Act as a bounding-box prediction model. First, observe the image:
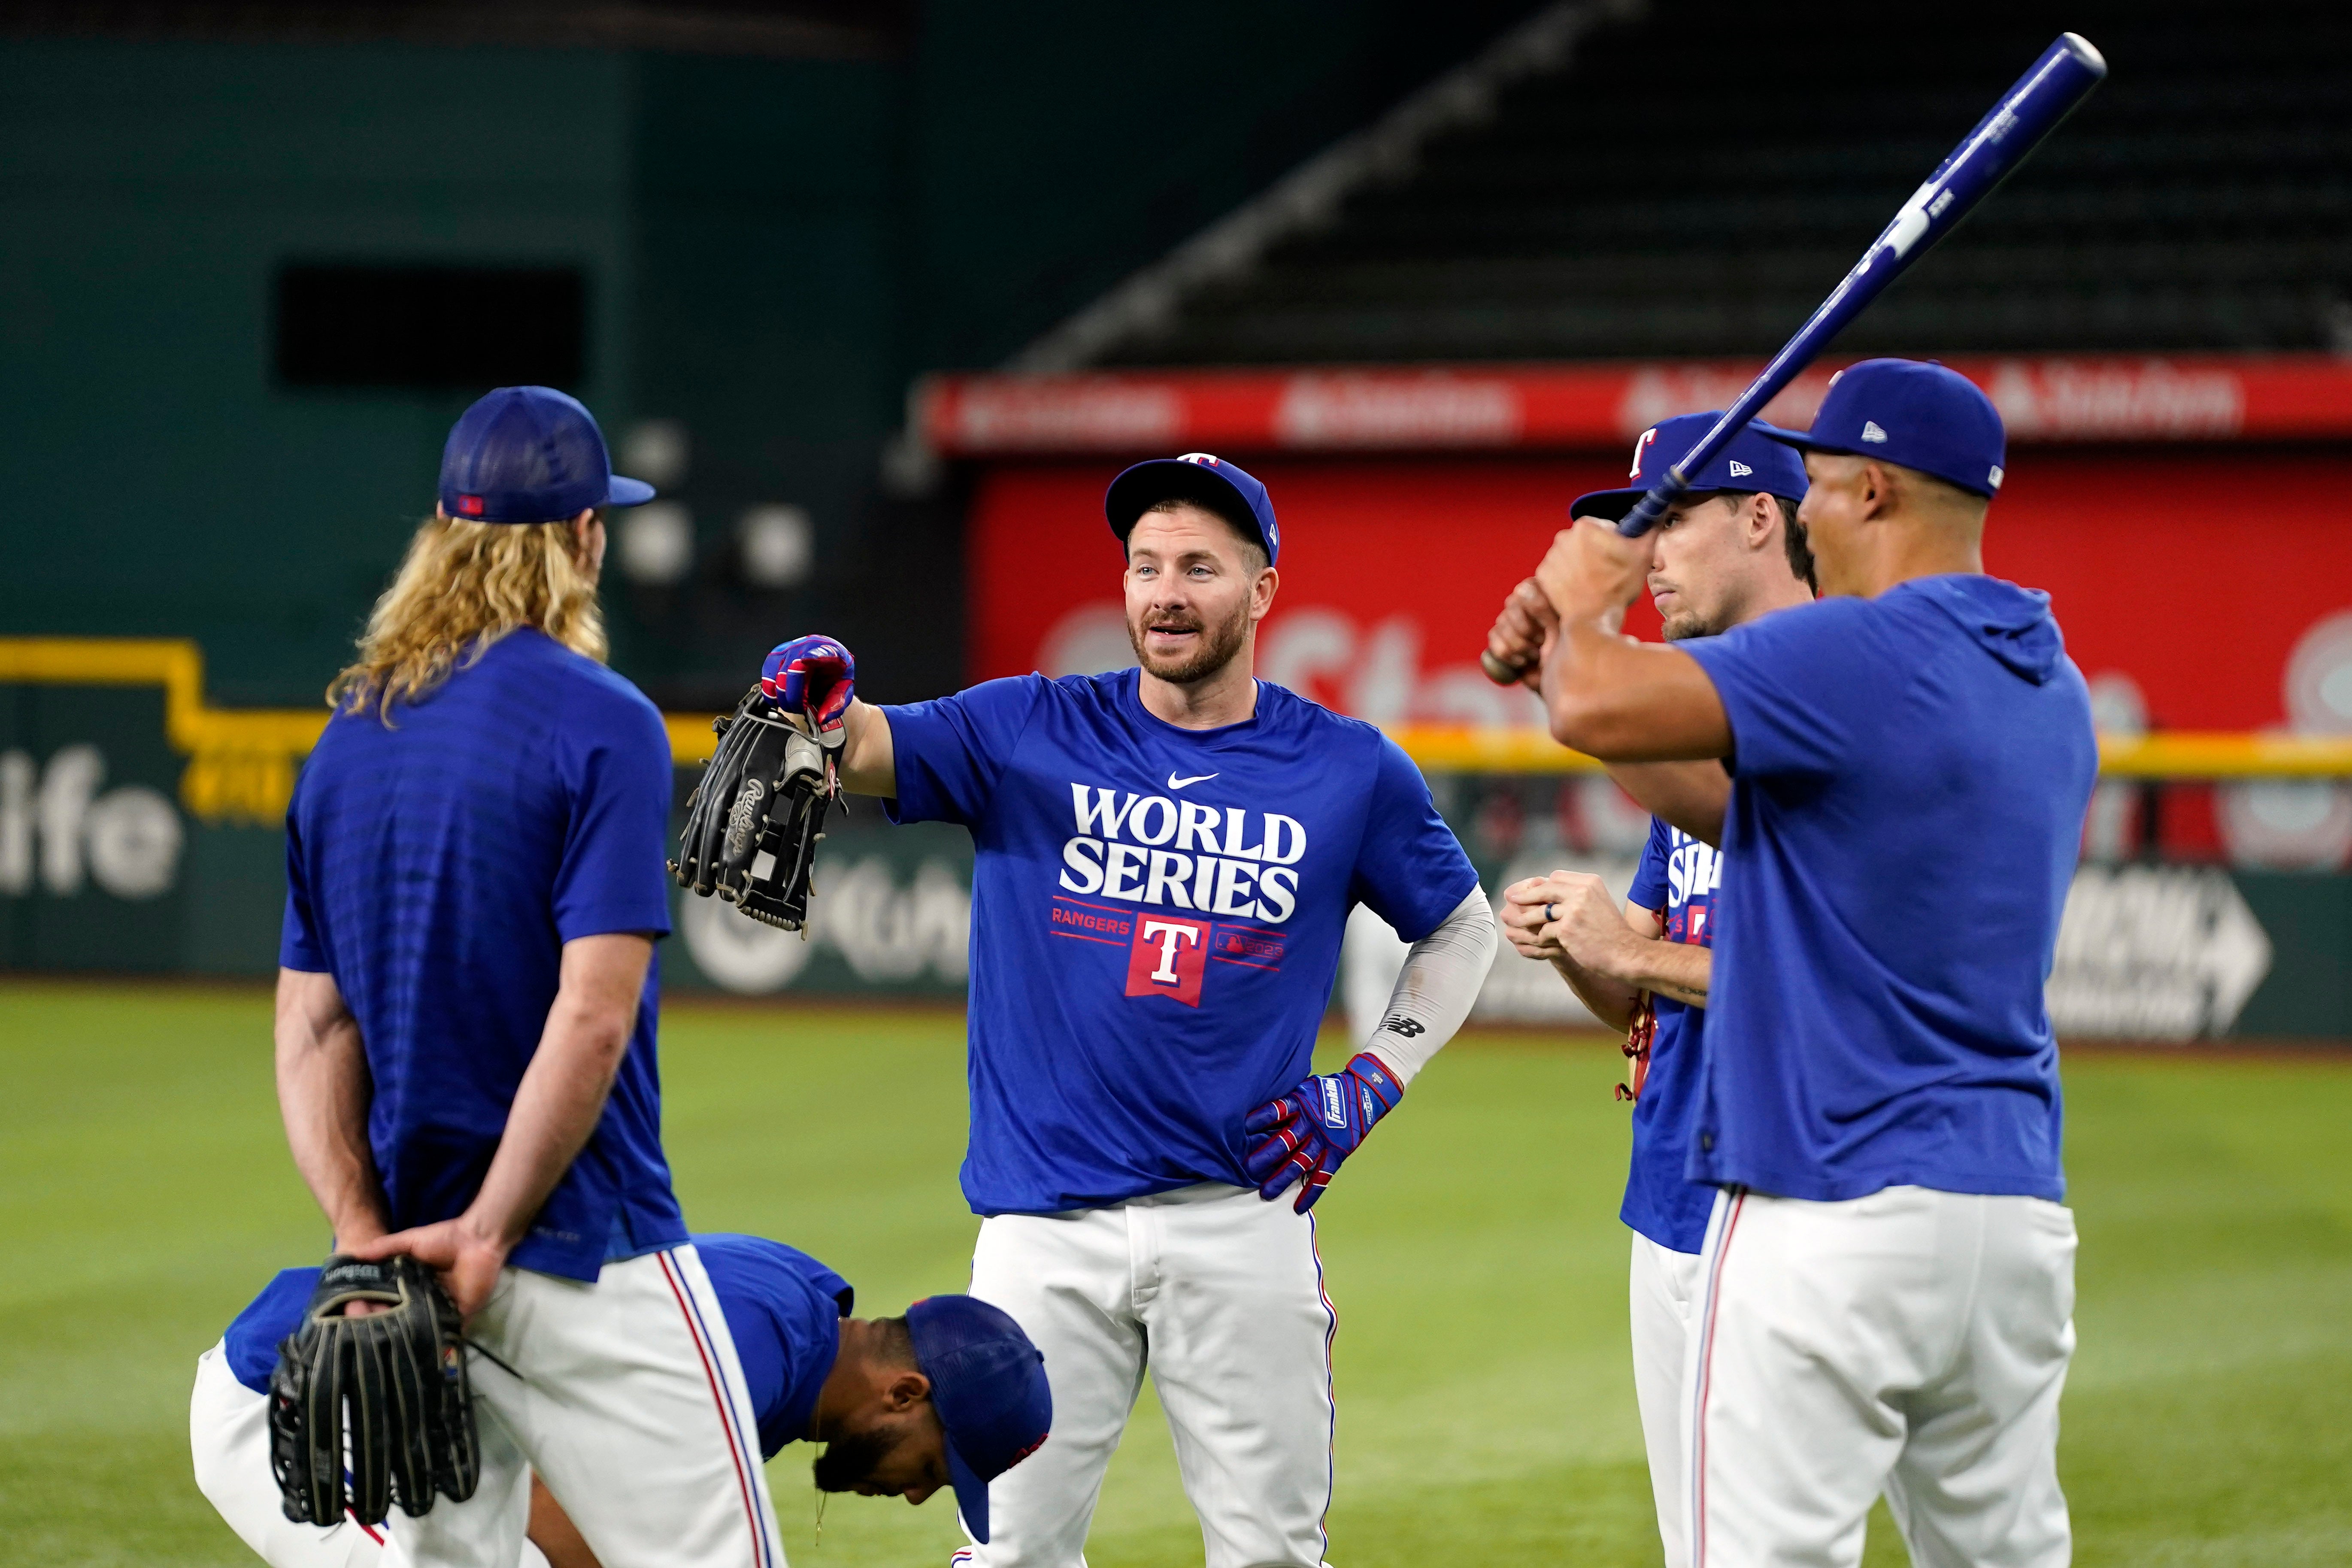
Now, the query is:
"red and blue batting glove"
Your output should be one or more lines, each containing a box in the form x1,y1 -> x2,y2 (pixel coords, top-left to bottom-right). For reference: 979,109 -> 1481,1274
760,635 -> 856,735
1243,1052 -> 1404,1214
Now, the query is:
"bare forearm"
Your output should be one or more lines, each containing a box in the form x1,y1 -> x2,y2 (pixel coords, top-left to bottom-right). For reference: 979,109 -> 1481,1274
1604,760 -> 1729,847
463,936 -> 650,1250
1548,951 -> 1640,1032
1542,624 -> 1731,762
838,700 -> 897,797
1602,937 -> 1709,1008
274,969 -> 388,1247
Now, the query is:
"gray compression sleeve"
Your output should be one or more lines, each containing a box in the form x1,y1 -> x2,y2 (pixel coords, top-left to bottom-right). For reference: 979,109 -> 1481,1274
1360,886 -> 1497,1084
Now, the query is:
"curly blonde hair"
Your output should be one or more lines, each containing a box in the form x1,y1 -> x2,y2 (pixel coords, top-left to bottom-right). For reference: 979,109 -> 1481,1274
328,514 -> 606,719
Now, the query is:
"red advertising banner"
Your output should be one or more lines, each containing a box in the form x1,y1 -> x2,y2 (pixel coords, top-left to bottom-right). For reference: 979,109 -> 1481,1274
922,353 -> 2352,456
967,448 -> 2352,865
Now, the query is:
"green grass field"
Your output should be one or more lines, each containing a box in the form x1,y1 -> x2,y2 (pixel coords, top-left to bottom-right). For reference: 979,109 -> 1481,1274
2,984 -> 2349,1568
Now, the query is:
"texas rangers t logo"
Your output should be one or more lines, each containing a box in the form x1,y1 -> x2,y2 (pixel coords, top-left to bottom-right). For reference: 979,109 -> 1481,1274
1125,915 -> 1208,1005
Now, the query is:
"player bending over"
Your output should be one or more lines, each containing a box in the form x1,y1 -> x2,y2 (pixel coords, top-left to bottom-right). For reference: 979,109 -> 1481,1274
193,1234 -> 1049,1568
1488,415 -> 1814,1568
746,454 -> 1496,1568
1492,360 -> 2094,1568
277,387 -> 789,1566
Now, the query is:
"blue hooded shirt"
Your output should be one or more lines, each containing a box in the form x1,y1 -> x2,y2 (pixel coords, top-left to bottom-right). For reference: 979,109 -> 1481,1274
1681,576 -> 2096,1203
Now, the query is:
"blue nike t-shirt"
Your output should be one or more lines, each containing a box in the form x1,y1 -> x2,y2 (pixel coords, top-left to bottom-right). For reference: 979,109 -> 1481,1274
883,669 -> 1479,1216
280,628 -> 685,1281
1622,817 -> 1723,1254
1680,576 -> 2097,1203
222,1237 -> 849,1462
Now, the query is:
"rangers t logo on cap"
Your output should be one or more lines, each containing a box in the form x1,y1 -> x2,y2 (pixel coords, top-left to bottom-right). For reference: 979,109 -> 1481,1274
1629,428 -> 1658,480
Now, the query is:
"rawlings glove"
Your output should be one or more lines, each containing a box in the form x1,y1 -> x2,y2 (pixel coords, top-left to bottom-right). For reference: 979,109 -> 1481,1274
671,635 -> 853,931
268,1254 -> 479,1528
1242,1052 -> 1404,1214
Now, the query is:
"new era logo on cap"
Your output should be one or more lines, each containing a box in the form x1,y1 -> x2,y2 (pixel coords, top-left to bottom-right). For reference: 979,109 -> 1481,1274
1573,411 -> 1809,525
1754,358 -> 2008,500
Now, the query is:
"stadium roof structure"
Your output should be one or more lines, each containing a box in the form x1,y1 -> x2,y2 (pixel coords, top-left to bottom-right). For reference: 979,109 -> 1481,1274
1002,0 -> 2352,375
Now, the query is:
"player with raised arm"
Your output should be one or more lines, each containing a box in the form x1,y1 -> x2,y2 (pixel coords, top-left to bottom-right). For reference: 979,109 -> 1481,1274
275,386 -> 786,1568
192,1234 -> 1051,1568
1493,361 -> 2095,1568
1486,414 -> 1815,1568
733,454 -> 1496,1568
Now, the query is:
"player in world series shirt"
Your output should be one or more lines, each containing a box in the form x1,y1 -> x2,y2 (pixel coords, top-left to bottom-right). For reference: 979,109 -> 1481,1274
755,454 -> 1497,1568
1489,413 -> 1816,1568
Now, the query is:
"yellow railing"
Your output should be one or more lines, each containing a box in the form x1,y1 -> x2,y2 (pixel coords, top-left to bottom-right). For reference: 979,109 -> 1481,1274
1385,724 -> 2352,778
0,637 -> 718,825
3,639 -> 2348,827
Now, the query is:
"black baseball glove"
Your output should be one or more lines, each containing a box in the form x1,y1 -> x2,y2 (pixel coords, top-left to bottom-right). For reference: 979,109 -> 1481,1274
671,685 -> 842,931
268,1254 -> 480,1528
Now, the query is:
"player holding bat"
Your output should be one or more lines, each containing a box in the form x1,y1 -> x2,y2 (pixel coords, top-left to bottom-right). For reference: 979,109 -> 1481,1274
1489,411 -> 1815,1568
1491,360 -> 2096,1567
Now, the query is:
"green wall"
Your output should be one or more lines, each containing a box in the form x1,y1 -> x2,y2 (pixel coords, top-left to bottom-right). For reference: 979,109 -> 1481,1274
0,8 -> 1541,710
0,40 -> 638,706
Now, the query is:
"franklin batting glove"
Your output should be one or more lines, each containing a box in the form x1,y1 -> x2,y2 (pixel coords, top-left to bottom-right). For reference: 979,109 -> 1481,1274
1243,1052 -> 1404,1214
761,635 -> 856,734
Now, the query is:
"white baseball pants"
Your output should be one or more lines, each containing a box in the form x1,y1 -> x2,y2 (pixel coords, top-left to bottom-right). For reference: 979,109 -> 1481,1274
189,1341 -> 549,1568
1630,1231 -> 1707,1568
962,1181 -> 1336,1568
386,1245 -> 785,1568
1685,1186 -> 2077,1568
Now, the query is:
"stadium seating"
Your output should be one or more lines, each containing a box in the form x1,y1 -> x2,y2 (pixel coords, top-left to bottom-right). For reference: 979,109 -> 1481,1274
1096,0 -> 2352,365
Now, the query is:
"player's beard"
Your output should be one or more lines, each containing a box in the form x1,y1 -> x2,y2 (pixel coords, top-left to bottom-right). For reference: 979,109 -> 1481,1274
1656,586 -> 1727,642
811,1425 -> 912,1493
1128,597 -> 1251,685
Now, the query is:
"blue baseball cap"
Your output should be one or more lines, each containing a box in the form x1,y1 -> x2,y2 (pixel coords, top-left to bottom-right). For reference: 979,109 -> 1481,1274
437,385 -> 656,523
1104,452 -> 1280,565
1759,358 -> 2007,498
906,1295 -> 1052,1544
1572,411 -> 1811,521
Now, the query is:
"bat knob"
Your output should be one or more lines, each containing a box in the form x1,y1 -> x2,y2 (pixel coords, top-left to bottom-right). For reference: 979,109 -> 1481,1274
1480,648 -> 1528,687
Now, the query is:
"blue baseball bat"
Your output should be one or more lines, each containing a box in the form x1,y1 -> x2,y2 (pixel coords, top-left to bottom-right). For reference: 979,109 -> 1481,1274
1610,32 -> 2107,540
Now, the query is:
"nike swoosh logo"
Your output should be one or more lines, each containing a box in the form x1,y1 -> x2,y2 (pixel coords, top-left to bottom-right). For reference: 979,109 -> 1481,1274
1167,771 -> 1218,790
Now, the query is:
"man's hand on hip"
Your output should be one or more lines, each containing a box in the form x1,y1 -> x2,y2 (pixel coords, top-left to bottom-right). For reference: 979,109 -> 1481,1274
1243,1053 -> 1405,1214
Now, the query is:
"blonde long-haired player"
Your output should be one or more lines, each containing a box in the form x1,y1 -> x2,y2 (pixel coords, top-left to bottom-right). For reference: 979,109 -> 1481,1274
270,386 -> 791,1567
